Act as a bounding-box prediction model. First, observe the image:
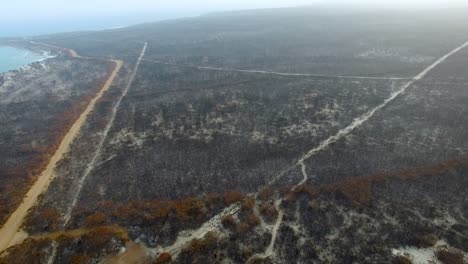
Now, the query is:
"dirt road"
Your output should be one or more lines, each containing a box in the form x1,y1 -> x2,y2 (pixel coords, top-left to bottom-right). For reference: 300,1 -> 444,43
154,39 -> 468,262
0,46 -> 123,253
141,58 -> 411,80
62,42 -> 147,227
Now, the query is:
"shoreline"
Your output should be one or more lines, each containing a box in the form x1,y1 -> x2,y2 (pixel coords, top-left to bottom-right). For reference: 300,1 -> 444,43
0,44 -> 123,253
0,45 -> 55,74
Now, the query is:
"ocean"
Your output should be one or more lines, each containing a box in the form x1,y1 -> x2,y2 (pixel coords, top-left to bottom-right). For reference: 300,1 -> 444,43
0,11 -> 201,38
0,12 -> 205,73
0,46 -> 52,73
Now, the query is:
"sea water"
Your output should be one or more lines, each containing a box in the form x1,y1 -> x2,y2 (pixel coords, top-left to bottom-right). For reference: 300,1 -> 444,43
0,46 -> 52,73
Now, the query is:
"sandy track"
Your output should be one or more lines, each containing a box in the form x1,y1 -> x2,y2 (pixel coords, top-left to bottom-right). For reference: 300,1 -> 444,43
7,39 -> 466,259
154,39 -> 468,262
249,39 -> 468,261
268,40 -> 468,186
297,161 -> 309,187
62,42 -> 147,227
141,58 -> 411,80
0,46 -> 123,253
157,204 -> 240,257
30,41 -> 79,58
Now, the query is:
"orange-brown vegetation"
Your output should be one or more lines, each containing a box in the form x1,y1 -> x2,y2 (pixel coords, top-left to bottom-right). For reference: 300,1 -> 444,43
75,191 -> 246,231
234,212 -> 261,234
241,197 -> 256,211
174,198 -> 207,221
93,191 -> 245,235
155,252 -> 172,264
182,231 -> 219,255
30,225 -> 128,242
38,208 -> 61,230
257,186 -> 274,201
81,226 -> 128,249
221,215 -> 237,229
436,248 -> 465,264
245,212 -> 261,227
289,156 -> 468,206
2,225 -> 128,264
23,207 -> 61,231
394,255 -> 412,264
259,203 -> 278,223
0,238 -> 52,264
0,61 -> 118,227
224,191 -> 244,204
205,192 -> 225,205
110,191 -> 244,225
240,248 -> 255,261
85,212 -> 107,227
110,197 -> 207,224
235,222 -> 251,234
71,254 -> 91,264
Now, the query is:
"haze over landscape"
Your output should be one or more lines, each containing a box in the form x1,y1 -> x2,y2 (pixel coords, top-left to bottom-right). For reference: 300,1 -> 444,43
1,1 -> 468,264
1,0 -> 468,36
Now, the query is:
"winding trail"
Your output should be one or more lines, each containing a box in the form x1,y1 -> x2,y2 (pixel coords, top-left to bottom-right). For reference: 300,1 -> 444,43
0,45 -> 123,253
269,39 -> 468,186
141,59 -> 411,80
247,165 -> 307,263
297,161 -> 309,187
246,199 -> 285,264
152,40 -> 468,262
248,39 -> 468,262
10,39 -> 464,260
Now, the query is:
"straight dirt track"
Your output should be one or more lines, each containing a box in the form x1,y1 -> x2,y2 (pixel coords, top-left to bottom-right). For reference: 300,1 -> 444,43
0,47 -> 123,253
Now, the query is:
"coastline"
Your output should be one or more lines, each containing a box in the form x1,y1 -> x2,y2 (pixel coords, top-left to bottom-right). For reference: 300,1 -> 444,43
0,45 -> 55,74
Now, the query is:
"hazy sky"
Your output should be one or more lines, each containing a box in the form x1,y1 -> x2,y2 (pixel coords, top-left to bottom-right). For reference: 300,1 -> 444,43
3,0 -> 467,21
1,0 -> 467,37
